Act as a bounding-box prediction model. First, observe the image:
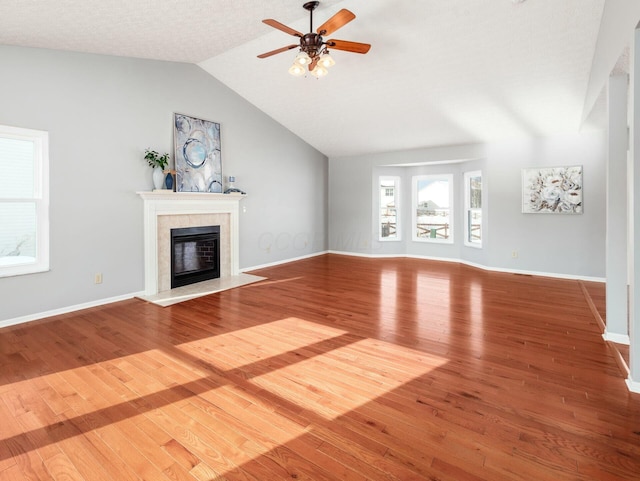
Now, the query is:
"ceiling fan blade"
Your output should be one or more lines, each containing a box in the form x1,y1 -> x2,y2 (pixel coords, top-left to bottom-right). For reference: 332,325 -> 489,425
309,56 -> 319,71
326,39 -> 371,54
262,19 -> 303,38
316,9 -> 355,36
257,45 -> 298,59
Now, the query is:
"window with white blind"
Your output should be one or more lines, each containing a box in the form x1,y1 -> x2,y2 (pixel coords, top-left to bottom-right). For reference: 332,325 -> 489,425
0,125 -> 49,277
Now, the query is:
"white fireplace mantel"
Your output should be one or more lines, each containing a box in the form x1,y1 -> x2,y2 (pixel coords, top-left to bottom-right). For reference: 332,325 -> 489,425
137,191 -> 245,295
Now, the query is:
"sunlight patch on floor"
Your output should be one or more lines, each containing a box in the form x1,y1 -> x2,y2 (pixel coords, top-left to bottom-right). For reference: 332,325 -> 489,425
249,336 -> 447,420
175,317 -> 351,371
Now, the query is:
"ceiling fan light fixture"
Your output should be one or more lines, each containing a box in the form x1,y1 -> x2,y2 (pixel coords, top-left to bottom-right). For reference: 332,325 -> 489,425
288,63 -> 306,76
311,65 -> 328,78
319,52 -> 335,68
294,51 -> 312,66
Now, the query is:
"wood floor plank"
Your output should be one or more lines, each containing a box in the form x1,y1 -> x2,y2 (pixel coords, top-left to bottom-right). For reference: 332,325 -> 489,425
2,254 -> 640,480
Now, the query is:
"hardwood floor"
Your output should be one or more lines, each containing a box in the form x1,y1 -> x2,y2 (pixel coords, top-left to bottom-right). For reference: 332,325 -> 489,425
1,254 -> 639,480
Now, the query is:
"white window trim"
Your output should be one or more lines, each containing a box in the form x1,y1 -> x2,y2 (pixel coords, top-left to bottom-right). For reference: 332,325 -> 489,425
378,175 -> 401,242
464,170 -> 482,249
0,124 -> 50,278
412,174 -> 454,244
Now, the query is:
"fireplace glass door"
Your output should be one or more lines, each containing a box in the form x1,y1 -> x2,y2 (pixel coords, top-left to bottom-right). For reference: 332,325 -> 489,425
170,225 -> 220,288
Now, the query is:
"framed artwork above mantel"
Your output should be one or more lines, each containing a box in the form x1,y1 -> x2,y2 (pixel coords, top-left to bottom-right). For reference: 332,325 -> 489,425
173,113 -> 223,193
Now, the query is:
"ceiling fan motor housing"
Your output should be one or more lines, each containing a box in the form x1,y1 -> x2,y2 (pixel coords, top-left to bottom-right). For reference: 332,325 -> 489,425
301,33 -> 324,57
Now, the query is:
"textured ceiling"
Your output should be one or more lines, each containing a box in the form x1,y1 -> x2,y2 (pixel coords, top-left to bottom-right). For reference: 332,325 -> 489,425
0,0 -> 618,157
0,0 -> 341,63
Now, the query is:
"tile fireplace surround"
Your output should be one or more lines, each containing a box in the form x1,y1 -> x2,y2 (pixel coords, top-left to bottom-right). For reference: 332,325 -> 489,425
137,191 -> 246,298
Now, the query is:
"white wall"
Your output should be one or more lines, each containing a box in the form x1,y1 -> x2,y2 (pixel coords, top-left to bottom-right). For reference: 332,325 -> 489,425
0,46 -> 327,324
329,131 -> 606,279
486,133 -> 605,277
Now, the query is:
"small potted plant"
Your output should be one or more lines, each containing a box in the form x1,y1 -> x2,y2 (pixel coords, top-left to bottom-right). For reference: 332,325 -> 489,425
144,148 -> 170,190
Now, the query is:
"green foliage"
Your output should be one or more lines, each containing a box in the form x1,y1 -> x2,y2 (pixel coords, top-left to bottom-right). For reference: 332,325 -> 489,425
144,149 -> 170,169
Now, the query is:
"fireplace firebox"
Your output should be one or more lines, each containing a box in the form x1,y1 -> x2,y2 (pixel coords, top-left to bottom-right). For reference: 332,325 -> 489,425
170,225 -> 220,288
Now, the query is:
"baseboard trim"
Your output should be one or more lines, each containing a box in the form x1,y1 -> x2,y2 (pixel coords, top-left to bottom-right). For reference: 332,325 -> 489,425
0,250 -> 606,330
626,378 -> 640,394
328,250 -> 605,282
0,291 -> 144,330
242,250 -> 329,273
579,280 -> 633,391
603,332 -> 631,345
327,250 -> 380,259
2,251 -> 332,329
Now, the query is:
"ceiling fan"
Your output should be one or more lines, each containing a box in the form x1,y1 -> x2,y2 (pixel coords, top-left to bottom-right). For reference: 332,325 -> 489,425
257,1 -> 371,77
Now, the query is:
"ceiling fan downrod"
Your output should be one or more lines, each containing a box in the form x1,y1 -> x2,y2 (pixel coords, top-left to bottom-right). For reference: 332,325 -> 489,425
302,1 -> 323,58
303,1 -> 320,32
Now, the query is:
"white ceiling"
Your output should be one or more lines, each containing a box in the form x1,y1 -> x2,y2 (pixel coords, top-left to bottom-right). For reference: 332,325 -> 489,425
0,0 -> 623,157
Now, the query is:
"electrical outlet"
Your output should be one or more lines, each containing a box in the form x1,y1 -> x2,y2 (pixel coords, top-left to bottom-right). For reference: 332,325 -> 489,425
94,273 -> 103,284
511,250 -> 518,259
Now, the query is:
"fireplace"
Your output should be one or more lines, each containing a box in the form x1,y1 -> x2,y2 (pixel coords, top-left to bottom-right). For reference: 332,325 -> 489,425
137,192 -> 261,306
137,191 -> 244,296
171,225 -> 220,288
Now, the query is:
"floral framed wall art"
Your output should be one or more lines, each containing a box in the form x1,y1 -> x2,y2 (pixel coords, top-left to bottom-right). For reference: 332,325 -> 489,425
174,113 -> 222,193
522,165 -> 583,214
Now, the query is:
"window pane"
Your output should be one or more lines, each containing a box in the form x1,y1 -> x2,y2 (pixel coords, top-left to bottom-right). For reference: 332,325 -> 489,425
416,178 -> 450,240
468,209 -> 482,243
469,175 -> 481,209
0,125 -> 48,277
464,171 -> 482,247
0,137 -> 35,198
380,178 -> 398,239
0,202 -> 37,263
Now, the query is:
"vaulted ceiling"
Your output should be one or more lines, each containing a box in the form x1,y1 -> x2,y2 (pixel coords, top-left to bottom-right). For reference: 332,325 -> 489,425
0,0 -> 636,157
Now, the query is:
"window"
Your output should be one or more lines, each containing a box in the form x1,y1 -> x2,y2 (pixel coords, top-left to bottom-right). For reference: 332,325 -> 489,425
464,171 -> 482,247
412,174 -> 453,243
379,176 -> 400,241
0,125 -> 49,277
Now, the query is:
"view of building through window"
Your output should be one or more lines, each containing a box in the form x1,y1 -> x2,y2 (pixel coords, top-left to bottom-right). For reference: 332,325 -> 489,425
379,177 -> 399,240
413,174 -> 452,242
379,171 -> 482,248
465,171 -> 482,246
